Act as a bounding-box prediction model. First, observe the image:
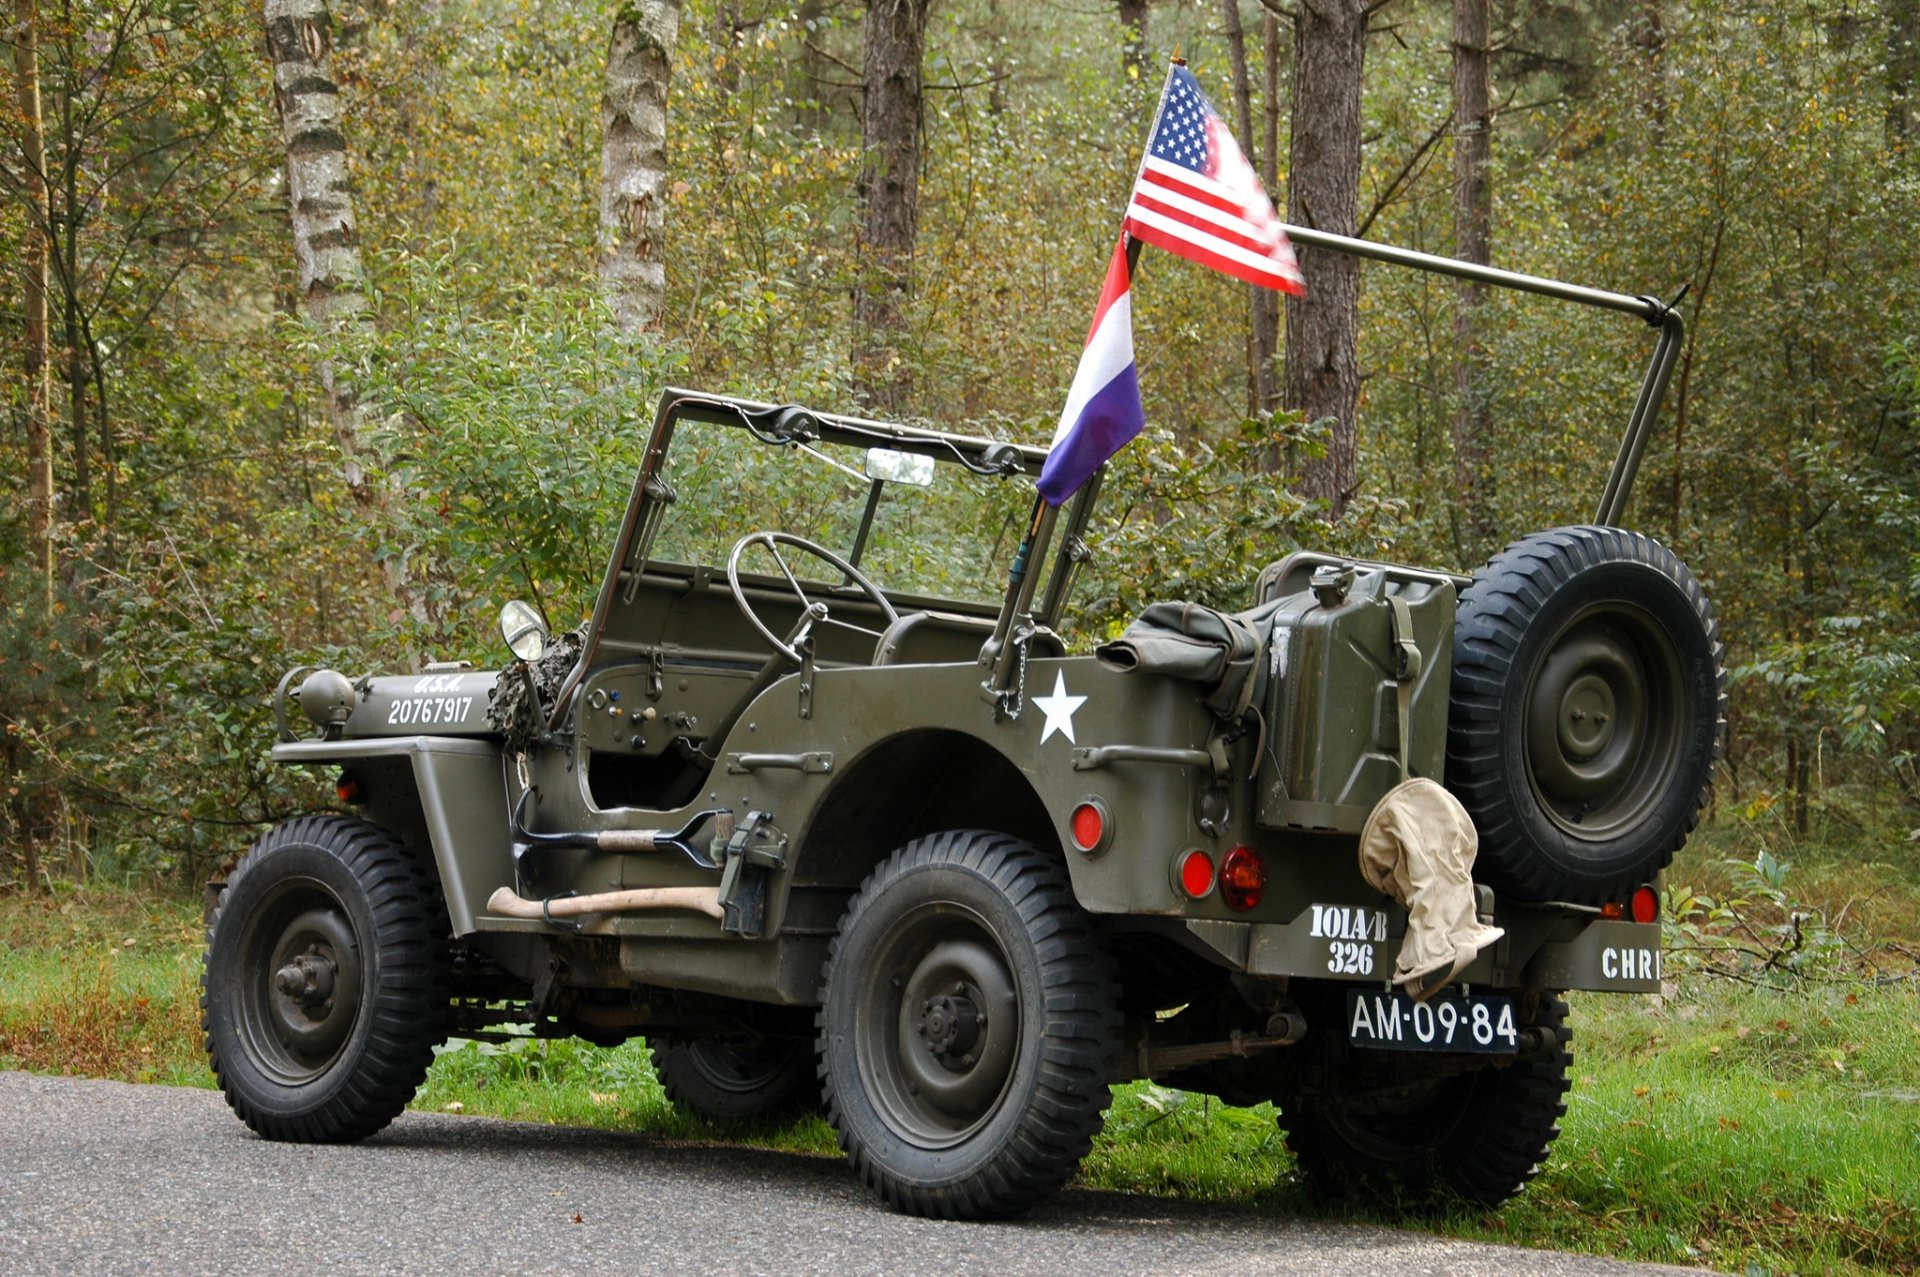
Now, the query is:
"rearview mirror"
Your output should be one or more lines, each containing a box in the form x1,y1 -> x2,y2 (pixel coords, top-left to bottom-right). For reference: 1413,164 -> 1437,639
865,447 -> 935,487
499,599 -> 548,661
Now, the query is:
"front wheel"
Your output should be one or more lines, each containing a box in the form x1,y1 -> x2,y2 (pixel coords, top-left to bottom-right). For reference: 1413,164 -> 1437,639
202,814 -> 450,1142
817,831 -> 1120,1219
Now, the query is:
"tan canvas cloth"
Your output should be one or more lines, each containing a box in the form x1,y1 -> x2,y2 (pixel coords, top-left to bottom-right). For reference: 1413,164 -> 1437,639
1357,778 -> 1505,1000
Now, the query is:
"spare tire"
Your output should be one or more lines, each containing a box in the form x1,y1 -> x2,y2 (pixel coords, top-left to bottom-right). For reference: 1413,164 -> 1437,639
1447,526 -> 1724,904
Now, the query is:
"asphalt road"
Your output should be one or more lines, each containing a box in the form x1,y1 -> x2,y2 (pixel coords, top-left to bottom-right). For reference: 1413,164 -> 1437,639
0,1072 -> 1705,1277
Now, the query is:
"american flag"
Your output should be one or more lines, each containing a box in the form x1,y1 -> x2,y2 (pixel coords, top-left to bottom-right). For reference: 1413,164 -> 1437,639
1123,66 -> 1305,295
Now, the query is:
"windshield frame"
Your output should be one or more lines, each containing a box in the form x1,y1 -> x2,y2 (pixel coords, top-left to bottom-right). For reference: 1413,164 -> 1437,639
548,388 -> 1090,726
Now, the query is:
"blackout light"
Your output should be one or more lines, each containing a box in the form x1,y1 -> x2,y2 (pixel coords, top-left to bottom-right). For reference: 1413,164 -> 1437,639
1219,845 -> 1266,912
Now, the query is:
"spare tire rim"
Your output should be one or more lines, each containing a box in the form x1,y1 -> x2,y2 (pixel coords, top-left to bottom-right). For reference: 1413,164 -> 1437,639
1522,600 -> 1685,843
854,902 -> 1022,1149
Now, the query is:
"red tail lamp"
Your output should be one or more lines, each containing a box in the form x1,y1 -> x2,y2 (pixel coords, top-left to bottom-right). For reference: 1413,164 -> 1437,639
1069,800 -> 1111,856
1176,849 -> 1215,899
1219,845 -> 1266,912
1600,887 -> 1661,924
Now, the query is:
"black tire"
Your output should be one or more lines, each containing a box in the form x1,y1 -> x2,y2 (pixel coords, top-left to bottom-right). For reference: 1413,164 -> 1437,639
817,831 -> 1120,1219
202,814 -> 451,1142
1283,993 -> 1573,1207
651,1032 -> 819,1123
1448,525 -> 1725,904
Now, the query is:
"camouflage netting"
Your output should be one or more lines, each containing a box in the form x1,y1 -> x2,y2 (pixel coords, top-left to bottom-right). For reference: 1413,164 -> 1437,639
487,625 -> 586,755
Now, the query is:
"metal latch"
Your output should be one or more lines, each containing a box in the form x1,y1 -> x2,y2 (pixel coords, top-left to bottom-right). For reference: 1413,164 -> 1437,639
716,811 -> 787,938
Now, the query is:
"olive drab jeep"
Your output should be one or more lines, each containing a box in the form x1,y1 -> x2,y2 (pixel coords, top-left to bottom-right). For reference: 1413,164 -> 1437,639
203,228 -> 1724,1220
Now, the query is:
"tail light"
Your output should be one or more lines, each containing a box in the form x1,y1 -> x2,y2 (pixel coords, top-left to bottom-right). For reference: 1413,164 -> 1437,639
1175,849 -> 1215,899
1069,800 -> 1111,856
1219,845 -> 1266,911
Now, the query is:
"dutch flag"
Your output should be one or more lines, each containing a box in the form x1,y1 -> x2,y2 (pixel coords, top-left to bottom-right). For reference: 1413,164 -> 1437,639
1036,237 -> 1146,506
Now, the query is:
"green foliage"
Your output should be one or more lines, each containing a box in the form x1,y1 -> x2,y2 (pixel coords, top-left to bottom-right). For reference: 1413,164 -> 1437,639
2,0 -> 1918,873
319,247 -> 685,640
1077,410 -> 1409,633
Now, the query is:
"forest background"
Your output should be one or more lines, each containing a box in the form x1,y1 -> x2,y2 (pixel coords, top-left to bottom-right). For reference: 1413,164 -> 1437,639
1,0 -> 1917,889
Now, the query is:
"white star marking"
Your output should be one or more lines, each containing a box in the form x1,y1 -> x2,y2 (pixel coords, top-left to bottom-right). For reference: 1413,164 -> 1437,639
1032,671 -> 1088,745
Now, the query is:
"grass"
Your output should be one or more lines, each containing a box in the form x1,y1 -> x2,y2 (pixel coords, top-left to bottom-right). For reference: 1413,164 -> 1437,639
5,814 -> 1919,1274
0,885 -> 209,1086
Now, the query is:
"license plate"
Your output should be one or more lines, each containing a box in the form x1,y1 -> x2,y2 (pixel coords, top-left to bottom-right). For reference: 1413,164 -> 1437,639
1345,988 -> 1518,1054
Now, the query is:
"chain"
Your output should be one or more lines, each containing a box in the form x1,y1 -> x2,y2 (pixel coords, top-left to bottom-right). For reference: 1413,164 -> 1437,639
1004,625 -> 1033,720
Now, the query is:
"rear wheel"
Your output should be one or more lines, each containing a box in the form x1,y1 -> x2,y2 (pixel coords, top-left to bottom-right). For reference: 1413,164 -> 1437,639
1448,525 -> 1724,903
818,831 -> 1119,1219
202,814 -> 450,1142
1283,993 -> 1573,1206
651,1031 -> 818,1123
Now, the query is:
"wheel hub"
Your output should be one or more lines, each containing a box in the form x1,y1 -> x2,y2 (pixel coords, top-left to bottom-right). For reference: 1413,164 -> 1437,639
1555,673 -> 1617,761
273,950 -> 337,1009
919,989 -> 983,1058
237,895 -> 365,1082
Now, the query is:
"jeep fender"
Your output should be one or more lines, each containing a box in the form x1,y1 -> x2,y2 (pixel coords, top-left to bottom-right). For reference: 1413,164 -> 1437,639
271,736 -> 511,935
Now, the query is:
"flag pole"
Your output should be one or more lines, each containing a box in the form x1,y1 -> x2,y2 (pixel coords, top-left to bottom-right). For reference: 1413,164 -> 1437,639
982,55 -> 1184,709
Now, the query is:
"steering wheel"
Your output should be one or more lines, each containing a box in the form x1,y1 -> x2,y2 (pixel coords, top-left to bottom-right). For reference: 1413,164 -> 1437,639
726,531 -> 900,665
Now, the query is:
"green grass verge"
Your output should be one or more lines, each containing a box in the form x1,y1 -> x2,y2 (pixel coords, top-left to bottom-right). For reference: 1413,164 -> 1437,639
0,886 -> 210,1087
4,820 -> 1918,1274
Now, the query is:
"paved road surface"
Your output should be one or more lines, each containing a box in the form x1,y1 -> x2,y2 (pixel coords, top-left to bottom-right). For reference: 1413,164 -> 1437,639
0,1072 -> 1705,1276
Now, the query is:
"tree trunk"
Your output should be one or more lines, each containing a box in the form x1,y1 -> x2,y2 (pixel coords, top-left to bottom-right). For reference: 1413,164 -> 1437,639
795,0 -> 829,129
1257,10 -> 1281,415
1118,0 -> 1149,76
853,0 -> 929,413
263,0 -> 427,625
1283,0 -> 1367,517
1220,0 -> 1275,418
1450,0 -> 1495,553
13,0 -> 53,605
599,0 -> 681,335
1635,1 -> 1666,146
1890,0 -> 1919,145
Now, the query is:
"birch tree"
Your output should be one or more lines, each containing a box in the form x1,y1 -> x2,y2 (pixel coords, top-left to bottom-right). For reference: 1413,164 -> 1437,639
263,0 -> 423,621
599,0 -> 681,334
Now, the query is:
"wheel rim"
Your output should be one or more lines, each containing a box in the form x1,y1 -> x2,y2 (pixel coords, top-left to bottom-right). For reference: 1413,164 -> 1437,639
233,875 -> 365,1086
1522,601 -> 1686,843
679,1036 -> 807,1097
1317,1074 -> 1474,1161
853,903 -> 1022,1148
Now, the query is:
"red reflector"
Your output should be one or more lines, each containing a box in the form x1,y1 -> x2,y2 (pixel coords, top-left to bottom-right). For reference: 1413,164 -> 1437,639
1178,850 -> 1215,899
1219,845 -> 1266,912
1599,900 -> 1625,921
1070,802 -> 1105,852
337,778 -> 361,803
1630,886 -> 1660,924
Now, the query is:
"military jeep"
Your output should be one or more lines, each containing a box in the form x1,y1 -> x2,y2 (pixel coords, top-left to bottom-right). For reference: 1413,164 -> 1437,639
204,234 -> 1723,1220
